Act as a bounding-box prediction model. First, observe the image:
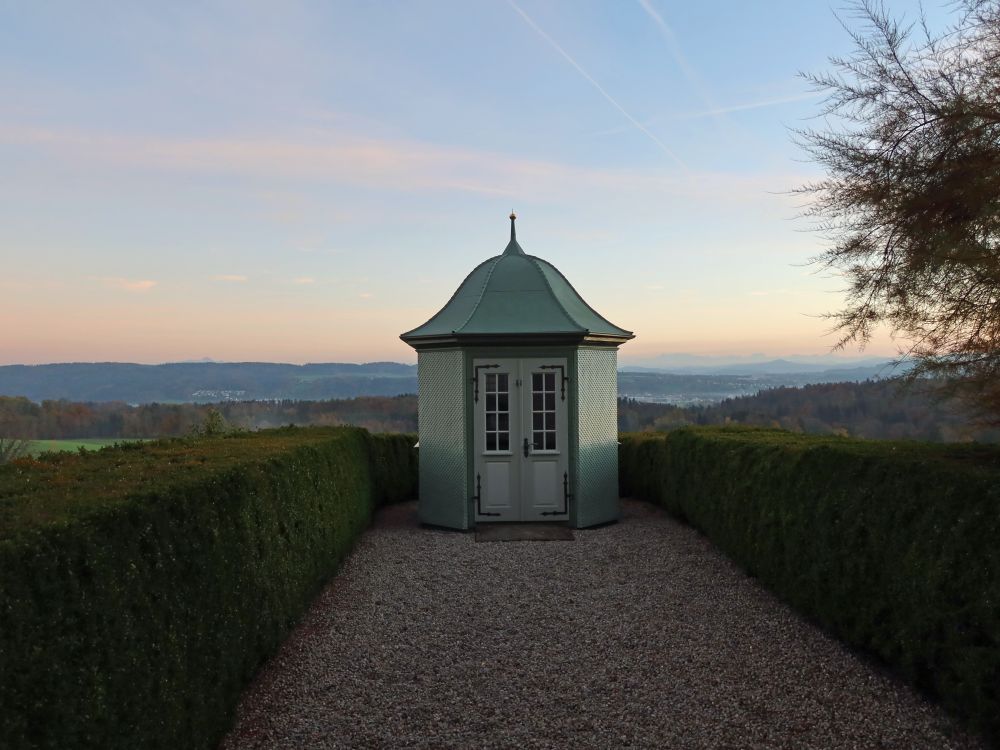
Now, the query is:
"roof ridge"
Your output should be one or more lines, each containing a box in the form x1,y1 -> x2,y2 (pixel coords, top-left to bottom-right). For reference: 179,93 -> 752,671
453,255 -> 501,333
525,254 -> 587,332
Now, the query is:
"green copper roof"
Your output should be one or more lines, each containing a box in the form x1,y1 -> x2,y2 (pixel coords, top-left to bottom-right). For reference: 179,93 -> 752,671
401,215 -> 634,346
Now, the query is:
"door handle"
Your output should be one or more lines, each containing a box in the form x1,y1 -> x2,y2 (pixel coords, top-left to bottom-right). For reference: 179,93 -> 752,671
523,437 -> 530,458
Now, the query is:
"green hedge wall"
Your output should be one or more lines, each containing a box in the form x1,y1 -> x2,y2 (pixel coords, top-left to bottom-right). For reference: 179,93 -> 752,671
620,427 -> 1000,742
369,431 -> 418,505
0,426 -> 417,750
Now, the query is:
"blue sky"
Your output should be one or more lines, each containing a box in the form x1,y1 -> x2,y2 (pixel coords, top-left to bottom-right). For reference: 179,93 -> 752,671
0,1 -> 949,364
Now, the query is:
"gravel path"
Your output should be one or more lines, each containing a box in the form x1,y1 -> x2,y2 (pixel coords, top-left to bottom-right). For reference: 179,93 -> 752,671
222,500 -> 984,749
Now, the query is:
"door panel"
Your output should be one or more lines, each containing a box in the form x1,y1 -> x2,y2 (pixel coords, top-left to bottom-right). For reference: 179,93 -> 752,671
474,357 -> 568,522
519,358 -> 569,521
527,458 -> 560,512
474,359 -> 519,521
483,461 -> 513,513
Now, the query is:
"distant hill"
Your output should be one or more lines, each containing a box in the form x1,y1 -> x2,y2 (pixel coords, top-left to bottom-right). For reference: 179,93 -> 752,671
621,353 -> 898,372
0,362 -> 417,403
5,379 -> 997,444
620,358 -> 908,377
615,364 -> 908,406
0,358 -> 909,406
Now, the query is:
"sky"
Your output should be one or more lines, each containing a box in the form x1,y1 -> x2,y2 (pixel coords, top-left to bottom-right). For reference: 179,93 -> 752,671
0,0 -> 953,365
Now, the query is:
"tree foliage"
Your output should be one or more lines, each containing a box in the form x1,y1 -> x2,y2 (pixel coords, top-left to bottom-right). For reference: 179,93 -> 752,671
190,407 -> 233,437
617,382 -> 1000,442
798,0 -> 1000,420
0,395 -> 417,440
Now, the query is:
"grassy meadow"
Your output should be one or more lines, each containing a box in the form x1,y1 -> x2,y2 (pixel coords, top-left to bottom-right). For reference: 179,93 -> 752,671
26,438 -> 145,456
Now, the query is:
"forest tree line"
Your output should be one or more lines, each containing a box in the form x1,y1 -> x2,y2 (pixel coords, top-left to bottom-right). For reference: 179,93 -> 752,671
1,379 -> 998,443
0,395 -> 417,439
618,380 -> 1000,443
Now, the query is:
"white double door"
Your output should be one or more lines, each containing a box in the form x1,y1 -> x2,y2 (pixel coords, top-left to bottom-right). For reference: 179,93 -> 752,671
473,357 -> 569,522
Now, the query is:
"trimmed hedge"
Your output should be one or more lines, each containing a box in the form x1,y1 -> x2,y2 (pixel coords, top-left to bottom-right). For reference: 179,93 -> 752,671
0,427 -> 417,750
369,431 -> 419,505
620,427 -> 1000,742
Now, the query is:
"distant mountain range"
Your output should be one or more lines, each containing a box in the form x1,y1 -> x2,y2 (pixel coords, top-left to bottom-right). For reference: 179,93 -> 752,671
615,356 -> 911,405
0,358 -> 909,405
620,354 -> 907,376
0,362 -> 418,403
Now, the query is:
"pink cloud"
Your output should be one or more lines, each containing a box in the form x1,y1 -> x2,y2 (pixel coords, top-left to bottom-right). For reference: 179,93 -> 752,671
0,124 -> 810,206
95,277 -> 158,292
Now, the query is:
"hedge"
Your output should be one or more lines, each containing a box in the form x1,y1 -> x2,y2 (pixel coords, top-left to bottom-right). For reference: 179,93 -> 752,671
369,431 -> 419,505
620,426 -> 1000,742
0,426 -> 417,750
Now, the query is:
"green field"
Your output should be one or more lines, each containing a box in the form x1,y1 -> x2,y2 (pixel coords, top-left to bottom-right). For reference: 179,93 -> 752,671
26,438 -> 145,456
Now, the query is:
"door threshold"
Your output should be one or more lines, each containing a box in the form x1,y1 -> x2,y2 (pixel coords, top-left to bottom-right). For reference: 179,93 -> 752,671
475,523 -> 574,542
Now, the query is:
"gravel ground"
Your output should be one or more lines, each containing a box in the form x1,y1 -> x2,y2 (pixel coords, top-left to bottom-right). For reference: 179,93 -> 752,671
221,499 -> 984,750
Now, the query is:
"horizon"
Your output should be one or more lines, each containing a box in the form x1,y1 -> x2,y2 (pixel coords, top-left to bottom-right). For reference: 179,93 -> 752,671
0,351 -> 901,369
2,2 -> 948,364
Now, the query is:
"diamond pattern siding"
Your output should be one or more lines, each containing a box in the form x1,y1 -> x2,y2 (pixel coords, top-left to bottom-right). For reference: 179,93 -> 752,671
417,350 -> 469,529
575,348 -> 619,527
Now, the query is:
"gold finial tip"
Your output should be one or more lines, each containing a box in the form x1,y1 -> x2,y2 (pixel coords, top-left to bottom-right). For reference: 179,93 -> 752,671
509,211 -> 517,221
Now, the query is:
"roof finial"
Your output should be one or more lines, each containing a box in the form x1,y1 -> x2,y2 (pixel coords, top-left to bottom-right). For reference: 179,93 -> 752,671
509,210 -> 516,241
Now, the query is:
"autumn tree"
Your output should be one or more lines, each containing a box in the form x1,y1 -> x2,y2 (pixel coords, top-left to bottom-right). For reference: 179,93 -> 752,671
192,407 -> 232,437
798,0 -> 1000,420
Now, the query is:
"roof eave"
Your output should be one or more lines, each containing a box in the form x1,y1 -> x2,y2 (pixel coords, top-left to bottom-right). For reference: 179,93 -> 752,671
400,330 -> 633,351
582,332 -> 635,345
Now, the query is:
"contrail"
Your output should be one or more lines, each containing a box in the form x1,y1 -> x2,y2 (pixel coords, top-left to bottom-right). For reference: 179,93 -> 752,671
506,0 -> 685,169
636,0 -> 717,113
671,92 -> 822,120
584,91 -> 823,137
